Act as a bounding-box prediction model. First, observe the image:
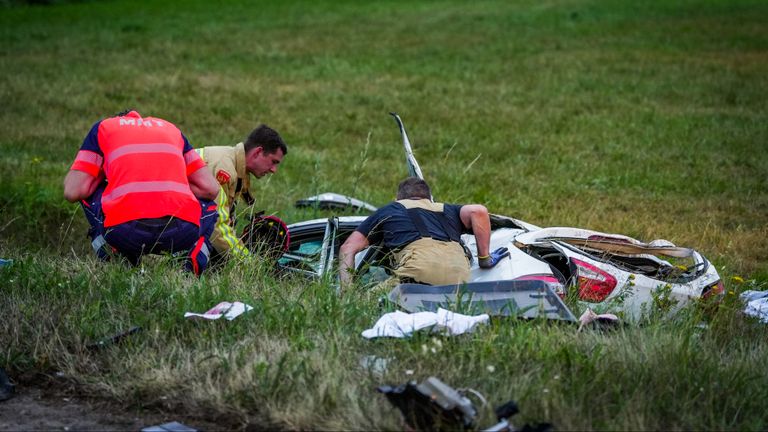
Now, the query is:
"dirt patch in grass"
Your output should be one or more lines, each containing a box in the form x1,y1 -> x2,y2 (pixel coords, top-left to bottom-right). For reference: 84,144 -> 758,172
0,376 -> 235,432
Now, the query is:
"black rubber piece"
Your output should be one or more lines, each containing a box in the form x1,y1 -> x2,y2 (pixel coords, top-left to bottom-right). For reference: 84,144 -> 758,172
87,326 -> 143,350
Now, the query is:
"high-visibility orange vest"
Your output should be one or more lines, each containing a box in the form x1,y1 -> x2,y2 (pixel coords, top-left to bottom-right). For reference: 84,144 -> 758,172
72,111 -> 203,227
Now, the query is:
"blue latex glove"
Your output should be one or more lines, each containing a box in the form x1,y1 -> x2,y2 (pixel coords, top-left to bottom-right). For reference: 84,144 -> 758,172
478,247 -> 510,269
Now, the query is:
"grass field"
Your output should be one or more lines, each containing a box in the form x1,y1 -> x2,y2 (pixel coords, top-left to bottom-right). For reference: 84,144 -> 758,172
1,0 -> 767,430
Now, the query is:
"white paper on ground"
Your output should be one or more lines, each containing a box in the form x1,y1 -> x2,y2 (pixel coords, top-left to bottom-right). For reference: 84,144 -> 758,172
361,308 -> 489,339
184,301 -> 253,321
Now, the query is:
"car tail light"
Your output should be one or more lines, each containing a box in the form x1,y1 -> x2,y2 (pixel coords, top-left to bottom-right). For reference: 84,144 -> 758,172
572,258 -> 618,302
516,275 -> 566,299
702,280 -> 725,299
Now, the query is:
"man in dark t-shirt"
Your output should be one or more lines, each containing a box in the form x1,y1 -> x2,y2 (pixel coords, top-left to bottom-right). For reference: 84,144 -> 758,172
339,177 -> 496,288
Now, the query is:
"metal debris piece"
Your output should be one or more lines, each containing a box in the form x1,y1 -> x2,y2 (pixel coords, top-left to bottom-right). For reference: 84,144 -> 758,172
295,192 -> 378,212
377,376 -> 553,432
141,421 -> 198,432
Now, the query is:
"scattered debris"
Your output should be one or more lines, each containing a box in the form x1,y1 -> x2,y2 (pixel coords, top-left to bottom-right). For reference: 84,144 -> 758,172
389,280 -> 577,322
377,376 -> 553,432
741,290 -> 768,323
0,367 -> 15,402
0,258 -> 12,268
241,212 -> 291,259
141,421 -> 198,432
378,376 -> 476,430
362,308 -> 489,339
359,355 -> 391,378
184,301 -> 253,321
295,192 -> 378,212
577,309 -> 620,332
87,326 -> 143,350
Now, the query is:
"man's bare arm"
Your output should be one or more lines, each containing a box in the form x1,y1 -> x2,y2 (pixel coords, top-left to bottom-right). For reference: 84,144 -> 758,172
63,170 -> 102,203
339,231 -> 370,288
459,204 -> 491,258
188,167 -> 220,201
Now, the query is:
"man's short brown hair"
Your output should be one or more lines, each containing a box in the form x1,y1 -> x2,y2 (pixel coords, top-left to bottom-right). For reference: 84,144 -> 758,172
244,124 -> 288,156
397,177 -> 431,200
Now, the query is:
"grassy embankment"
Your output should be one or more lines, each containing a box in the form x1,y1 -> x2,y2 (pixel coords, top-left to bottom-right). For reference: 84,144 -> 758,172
1,1 -> 767,430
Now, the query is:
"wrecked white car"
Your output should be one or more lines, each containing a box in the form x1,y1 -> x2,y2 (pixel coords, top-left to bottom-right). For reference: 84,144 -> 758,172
277,114 -> 723,321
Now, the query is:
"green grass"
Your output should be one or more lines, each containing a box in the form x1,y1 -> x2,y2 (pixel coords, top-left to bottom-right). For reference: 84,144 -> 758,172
1,0 -> 768,430
2,256 -> 766,430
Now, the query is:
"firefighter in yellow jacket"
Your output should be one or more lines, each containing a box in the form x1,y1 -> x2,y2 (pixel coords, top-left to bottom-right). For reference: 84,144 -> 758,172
195,124 -> 288,260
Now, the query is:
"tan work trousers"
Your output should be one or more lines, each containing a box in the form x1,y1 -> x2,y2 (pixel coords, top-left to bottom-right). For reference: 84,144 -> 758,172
394,237 -> 470,286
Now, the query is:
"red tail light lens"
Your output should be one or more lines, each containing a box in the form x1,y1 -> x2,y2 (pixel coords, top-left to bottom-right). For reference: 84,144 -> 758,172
702,280 -> 725,299
573,258 -> 618,302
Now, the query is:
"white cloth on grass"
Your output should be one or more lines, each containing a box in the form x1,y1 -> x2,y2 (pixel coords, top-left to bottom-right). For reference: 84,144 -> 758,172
741,290 -> 768,324
362,308 -> 489,339
740,290 -> 768,303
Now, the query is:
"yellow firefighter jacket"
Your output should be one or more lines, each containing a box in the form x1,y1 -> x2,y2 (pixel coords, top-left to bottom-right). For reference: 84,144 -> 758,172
195,142 -> 253,259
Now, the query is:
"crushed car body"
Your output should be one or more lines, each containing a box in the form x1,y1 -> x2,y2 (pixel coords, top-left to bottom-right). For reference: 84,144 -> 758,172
277,114 -> 723,321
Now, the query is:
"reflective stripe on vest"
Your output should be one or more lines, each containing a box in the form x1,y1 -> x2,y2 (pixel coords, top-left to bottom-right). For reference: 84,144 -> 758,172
102,181 -> 193,202
70,150 -> 104,177
186,150 -> 201,165
74,150 -> 104,166
106,143 -> 182,165
91,234 -> 107,253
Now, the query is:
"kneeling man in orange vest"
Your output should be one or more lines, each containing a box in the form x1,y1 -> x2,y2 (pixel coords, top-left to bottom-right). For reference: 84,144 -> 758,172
63,110 -> 221,276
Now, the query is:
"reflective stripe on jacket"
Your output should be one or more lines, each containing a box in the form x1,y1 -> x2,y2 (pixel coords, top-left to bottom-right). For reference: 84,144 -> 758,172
195,143 -> 251,258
